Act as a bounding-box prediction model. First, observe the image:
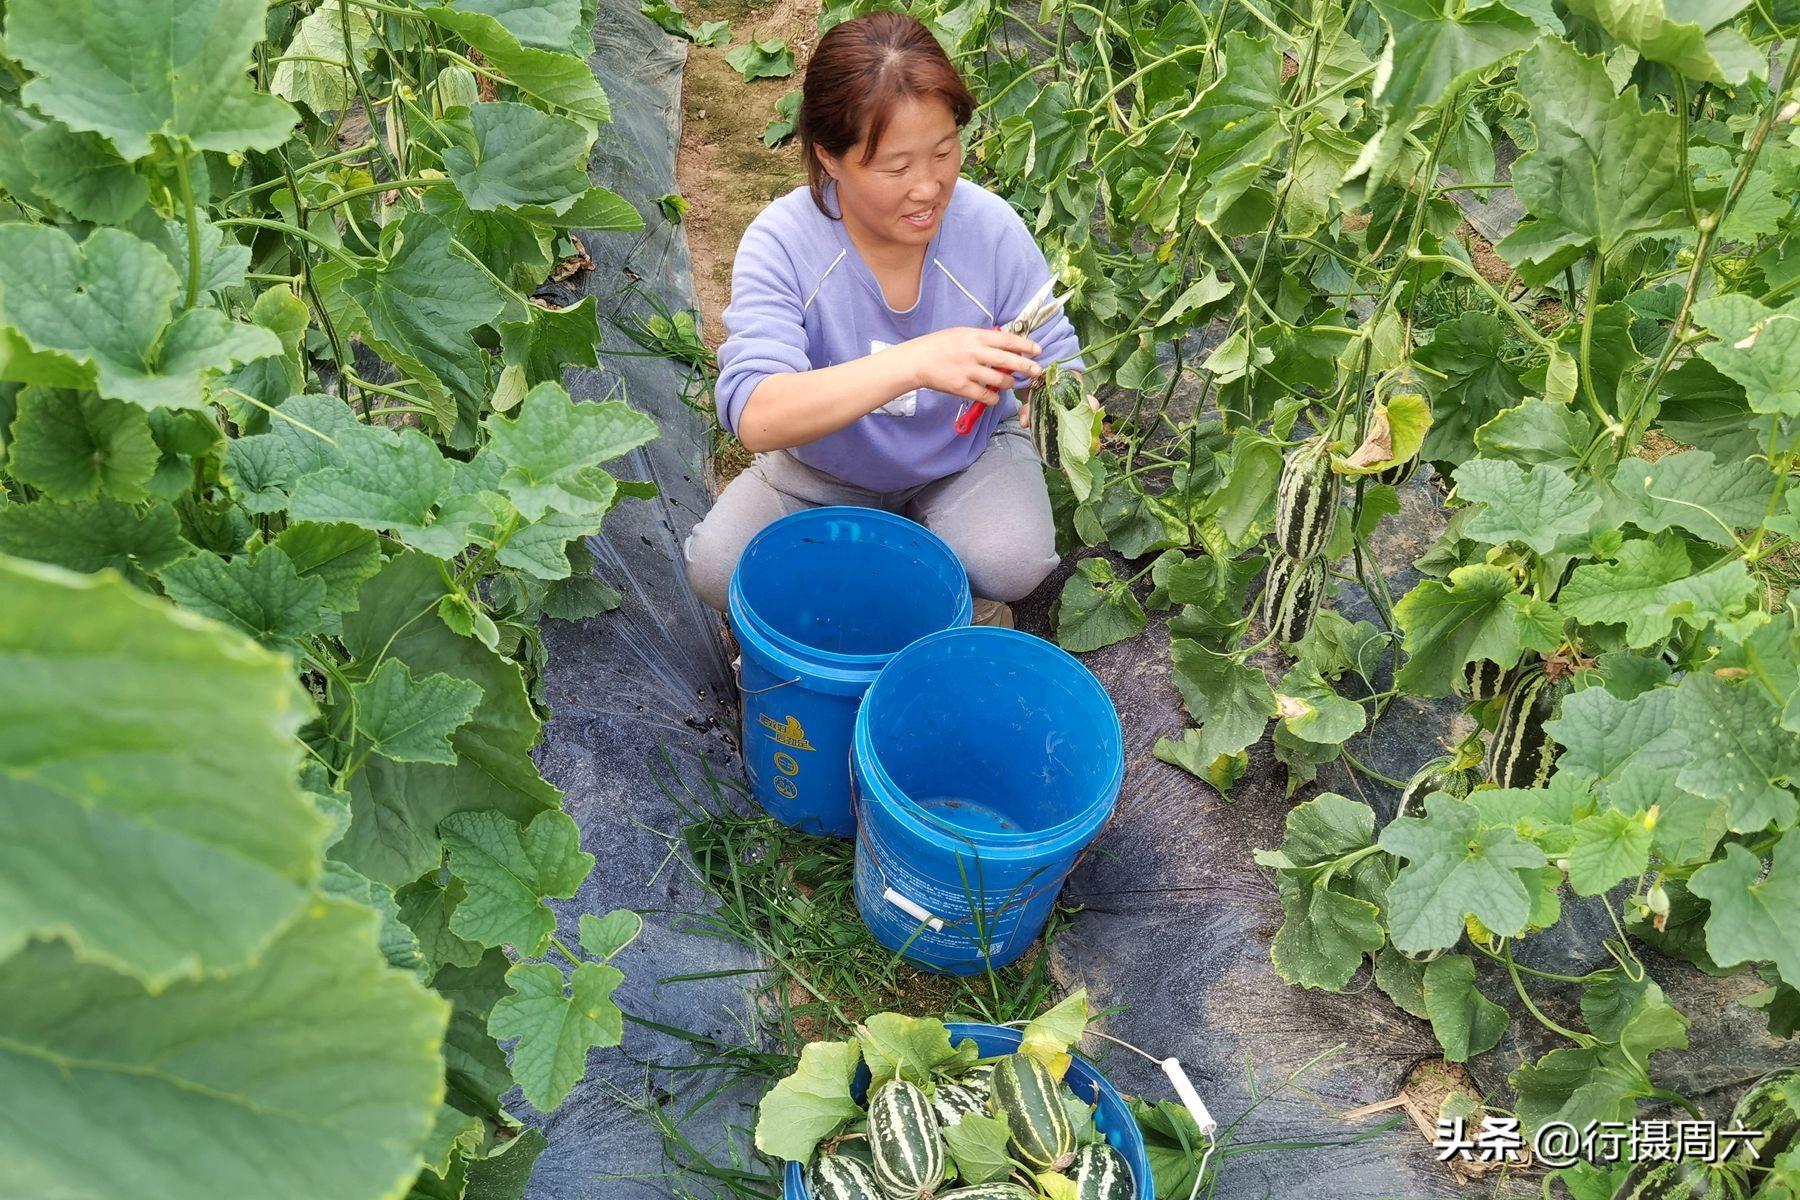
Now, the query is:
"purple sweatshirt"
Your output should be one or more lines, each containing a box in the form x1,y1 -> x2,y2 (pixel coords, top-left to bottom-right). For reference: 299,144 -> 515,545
714,178 -> 1083,492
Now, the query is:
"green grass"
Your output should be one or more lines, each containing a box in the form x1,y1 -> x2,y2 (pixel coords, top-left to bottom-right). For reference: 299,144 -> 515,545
654,750 -> 1071,1051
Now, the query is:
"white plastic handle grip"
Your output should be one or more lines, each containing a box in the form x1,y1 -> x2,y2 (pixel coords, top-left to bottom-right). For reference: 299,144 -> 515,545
1161,1057 -> 1217,1136
883,887 -> 945,932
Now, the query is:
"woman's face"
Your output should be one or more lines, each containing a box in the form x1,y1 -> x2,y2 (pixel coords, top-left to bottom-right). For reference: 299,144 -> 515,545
820,95 -> 962,251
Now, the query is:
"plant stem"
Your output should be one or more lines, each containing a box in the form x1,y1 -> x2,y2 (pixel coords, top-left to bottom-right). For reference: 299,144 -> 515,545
1501,943 -> 1596,1047
174,147 -> 203,309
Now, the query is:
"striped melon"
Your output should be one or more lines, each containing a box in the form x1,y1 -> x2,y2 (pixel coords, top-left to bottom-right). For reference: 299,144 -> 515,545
868,1080 -> 945,1200
1372,452 -> 1419,487
931,1082 -> 985,1128
1396,754 -> 1479,820
989,1054 -> 1075,1172
810,1154 -> 884,1200
1072,1143 -> 1133,1200
1274,436 -> 1341,559
958,1064 -> 997,1103
1457,658 -> 1512,702
935,1186 -> 1035,1200
1261,553 -> 1326,645
1486,667 -> 1562,790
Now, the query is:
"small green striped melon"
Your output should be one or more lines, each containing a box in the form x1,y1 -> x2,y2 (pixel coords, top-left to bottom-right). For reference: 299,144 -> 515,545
1274,436 -> 1341,559
989,1054 -> 1075,1172
1072,1142 -> 1134,1200
809,1153 -> 884,1200
868,1079 -> 945,1200
934,1185 -> 1034,1200
1261,553 -> 1326,646
1486,666 -> 1563,790
931,1082 -> 986,1128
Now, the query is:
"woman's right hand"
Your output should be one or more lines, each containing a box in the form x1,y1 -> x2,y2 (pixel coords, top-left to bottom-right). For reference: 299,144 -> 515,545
893,326 -> 1044,405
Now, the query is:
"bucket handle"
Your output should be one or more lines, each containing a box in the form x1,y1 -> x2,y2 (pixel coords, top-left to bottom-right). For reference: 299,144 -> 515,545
731,654 -> 800,697
1078,1030 -> 1218,1200
881,886 -> 945,932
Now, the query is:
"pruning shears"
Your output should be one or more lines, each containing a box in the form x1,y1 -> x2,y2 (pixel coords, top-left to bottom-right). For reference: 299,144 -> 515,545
953,276 -> 1073,436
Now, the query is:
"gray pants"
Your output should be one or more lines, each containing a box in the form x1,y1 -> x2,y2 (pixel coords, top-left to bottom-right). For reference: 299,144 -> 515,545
684,419 -> 1060,610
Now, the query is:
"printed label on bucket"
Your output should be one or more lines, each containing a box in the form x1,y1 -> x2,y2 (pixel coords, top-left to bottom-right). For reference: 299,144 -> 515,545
758,713 -> 815,751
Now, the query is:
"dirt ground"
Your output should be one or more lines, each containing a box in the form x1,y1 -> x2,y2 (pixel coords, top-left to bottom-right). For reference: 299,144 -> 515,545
675,0 -> 820,348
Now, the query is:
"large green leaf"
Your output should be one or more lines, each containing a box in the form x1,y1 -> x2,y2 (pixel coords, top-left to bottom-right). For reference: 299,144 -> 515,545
1695,294 -> 1800,419
0,496 -> 191,577
1497,39 -> 1686,280
481,383 -> 657,519
1567,808 -> 1653,895
1253,794 -> 1387,990
0,556 -> 324,984
488,960 -> 624,1111
1056,556 -> 1147,652
858,1012 -> 973,1089
1379,794 -> 1548,953
19,121 -> 149,224
1371,0 -> 1537,114
0,225 -> 281,409
433,949 -> 517,1118
336,554 -> 563,885
421,6 -> 611,121
1691,839 -> 1800,989
441,102 -> 595,215
1559,539 -> 1759,648
274,522 -> 384,614
1562,0 -> 1760,83
1422,954 -> 1508,1062
1610,449 -> 1778,545
270,3 -> 376,115
6,388 -> 159,501
1452,458 -> 1600,554
287,424 -> 490,559
1175,31 -> 1284,219
7,0 -> 297,160
1170,638 -> 1277,759
498,296 -> 602,387
440,809 -> 593,954
1393,564 -> 1548,696
0,900 -> 447,1199
157,545 -> 328,646
353,659 -> 484,766
1544,684 -> 1684,783
1672,673 -> 1800,833
753,1039 -> 863,1162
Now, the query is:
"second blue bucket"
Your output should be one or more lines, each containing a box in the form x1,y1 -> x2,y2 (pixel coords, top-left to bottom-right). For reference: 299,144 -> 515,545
852,627 -> 1123,973
729,507 -> 972,837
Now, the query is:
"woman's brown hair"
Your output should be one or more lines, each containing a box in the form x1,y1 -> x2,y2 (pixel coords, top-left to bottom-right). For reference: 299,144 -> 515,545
797,11 -> 976,218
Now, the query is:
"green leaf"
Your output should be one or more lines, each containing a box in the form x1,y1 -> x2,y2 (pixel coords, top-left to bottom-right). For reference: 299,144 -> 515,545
763,86 -> 802,147
1019,989 -> 1088,1074
1129,1098 -> 1214,1200
20,122 -> 149,224
0,225 -> 280,409
753,1039 -> 863,1162
942,1111 -> 1013,1185
1274,665 -> 1366,746
498,296 -> 601,387
1422,954 -> 1508,1062
396,874 -> 487,974
1691,839 -> 1800,987
354,659 -> 483,765
1254,793 -> 1386,990
1452,459 -> 1600,554
1175,32 -> 1284,219
1673,673 -> 1800,833
1562,0 -> 1761,84
1510,1046 -> 1646,1134
1475,399 -> 1594,469
335,213 -> 510,416
8,0 -> 297,160
6,388 -> 158,501
1581,976 -> 1690,1060
724,37 -> 795,80
1605,764 -> 1726,864
458,0 -> 587,52
466,1126 -> 549,1200
1695,294 -> 1800,418
287,425 -> 485,559
0,557 -> 323,984
337,555 -> 563,885
420,6 -> 611,121
1374,947 -> 1430,1018
1544,684 -> 1684,783
1393,564 -> 1539,697
1055,557 -> 1147,652
0,900 -> 447,1198
487,959 -> 624,1112
1610,450 -> 1778,545
577,909 -> 643,960
434,949 -> 517,1118
1418,314 -> 1531,464
1497,40 -> 1686,280
157,545 -> 327,646
270,2 -> 375,114
1559,539 -> 1759,648
857,1013 -> 972,1090
482,383 -> 657,519
273,522 -> 383,613
1371,0 -> 1537,114
1169,638 -> 1276,760
1567,809 -> 1653,896
441,809 -> 594,955
442,101 -> 595,216
0,496 -> 190,577
1379,794 -> 1548,953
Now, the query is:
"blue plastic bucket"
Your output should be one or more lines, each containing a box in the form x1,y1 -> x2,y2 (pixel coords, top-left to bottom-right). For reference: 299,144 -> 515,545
729,507 -> 972,837
782,1022 -> 1153,1200
851,627 -> 1123,974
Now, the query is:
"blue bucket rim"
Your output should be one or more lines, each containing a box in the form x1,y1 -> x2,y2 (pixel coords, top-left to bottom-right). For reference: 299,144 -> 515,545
852,627 -> 1123,858
728,506 -> 973,673
781,1021 -> 1151,1200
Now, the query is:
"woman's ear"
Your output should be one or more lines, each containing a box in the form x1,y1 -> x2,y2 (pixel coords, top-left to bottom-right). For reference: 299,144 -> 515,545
815,146 -> 841,182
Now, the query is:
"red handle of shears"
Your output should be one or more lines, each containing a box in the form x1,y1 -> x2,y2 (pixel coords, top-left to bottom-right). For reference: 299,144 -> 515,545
953,325 -> 1005,436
